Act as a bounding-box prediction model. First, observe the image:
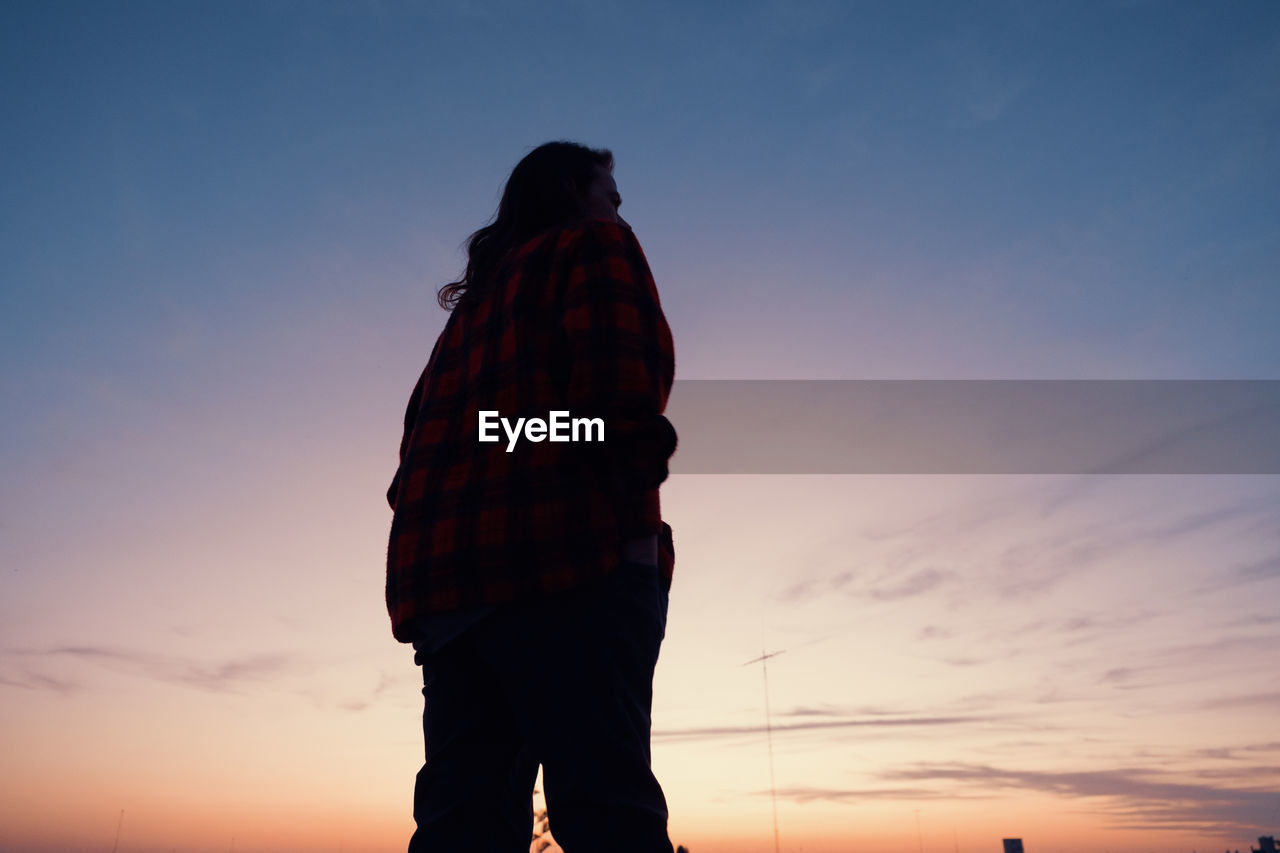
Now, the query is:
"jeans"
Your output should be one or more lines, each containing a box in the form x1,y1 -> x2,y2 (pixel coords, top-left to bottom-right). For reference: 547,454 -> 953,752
408,562 -> 673,853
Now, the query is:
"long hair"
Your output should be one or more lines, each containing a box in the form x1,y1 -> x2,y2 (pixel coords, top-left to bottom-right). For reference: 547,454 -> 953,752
438,141 -> 614,310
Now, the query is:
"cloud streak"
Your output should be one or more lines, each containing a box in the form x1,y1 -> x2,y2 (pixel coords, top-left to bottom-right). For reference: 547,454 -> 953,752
760,785 -> 993,804
1230,555 -> 1280,586
866,567 -> 953,601
653,713 -> 999,742
0,668 -> 79,694
9,645 -> 299,694
878,762 -> 1280,839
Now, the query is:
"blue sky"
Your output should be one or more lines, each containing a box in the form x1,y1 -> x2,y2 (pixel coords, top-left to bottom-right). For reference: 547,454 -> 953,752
2,2 -> 1278,851
5,1 -> 1278,391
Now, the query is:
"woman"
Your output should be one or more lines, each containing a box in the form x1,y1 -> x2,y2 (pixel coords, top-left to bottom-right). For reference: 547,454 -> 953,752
386,141 -> 678,852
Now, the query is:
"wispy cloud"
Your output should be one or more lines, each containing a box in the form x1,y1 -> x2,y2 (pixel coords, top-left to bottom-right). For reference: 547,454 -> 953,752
10,645 -> 299,694
4,645 -> 426,715
1149,633 -> 1280,673
915,625 -> 953,641
1099,667 -> 1140,685
303,668 -> 408,713
1196,692 -> 1280,712
760,785 -> 993,804
782,704 -> 906,718
0,669 -> 80,694
1228,554 -> 1280,586
653,713 -> 997,743
1193,742 -> 1280,762
878,762 -> 1279,838
778,569 -> 856,603
866,568 -> 953,601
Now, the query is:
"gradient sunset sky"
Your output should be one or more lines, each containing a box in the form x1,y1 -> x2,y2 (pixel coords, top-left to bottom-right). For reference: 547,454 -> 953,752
2,2 -> 1279,852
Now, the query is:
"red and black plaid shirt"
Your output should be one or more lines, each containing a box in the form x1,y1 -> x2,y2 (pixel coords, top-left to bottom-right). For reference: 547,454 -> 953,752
385,220 -> 676,641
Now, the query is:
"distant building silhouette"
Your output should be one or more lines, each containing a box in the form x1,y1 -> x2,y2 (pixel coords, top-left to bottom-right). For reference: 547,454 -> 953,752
1252,837 -> 1276,853
1003,840 -> 1025,853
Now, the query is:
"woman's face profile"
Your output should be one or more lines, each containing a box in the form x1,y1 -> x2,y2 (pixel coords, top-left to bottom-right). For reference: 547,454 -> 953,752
579,165 -> 627,227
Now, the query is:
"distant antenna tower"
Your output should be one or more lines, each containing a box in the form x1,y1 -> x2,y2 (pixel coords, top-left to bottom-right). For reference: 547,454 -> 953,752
743,646 -> 785,853
110,810 -> 124,853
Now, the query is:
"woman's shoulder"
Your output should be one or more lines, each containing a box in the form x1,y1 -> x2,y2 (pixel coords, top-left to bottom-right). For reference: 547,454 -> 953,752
517,219 -> 637,259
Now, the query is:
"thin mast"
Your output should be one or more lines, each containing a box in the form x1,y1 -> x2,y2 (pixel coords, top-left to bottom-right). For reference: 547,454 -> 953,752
743,647 -> 785,853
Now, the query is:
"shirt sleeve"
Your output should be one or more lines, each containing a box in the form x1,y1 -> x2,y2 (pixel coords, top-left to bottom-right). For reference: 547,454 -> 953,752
559,222 -> 677,534
386,369 -> 425,511
388,323 -> 449,512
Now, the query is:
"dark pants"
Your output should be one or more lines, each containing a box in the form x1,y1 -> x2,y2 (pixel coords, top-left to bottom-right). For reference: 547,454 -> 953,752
408,563 -> 674,853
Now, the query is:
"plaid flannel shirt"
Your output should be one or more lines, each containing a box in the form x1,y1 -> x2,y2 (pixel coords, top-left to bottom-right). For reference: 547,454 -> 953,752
386,220 -> 676,641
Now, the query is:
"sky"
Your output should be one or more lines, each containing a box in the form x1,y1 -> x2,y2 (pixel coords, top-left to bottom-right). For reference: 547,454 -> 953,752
2,1 -> 1279,851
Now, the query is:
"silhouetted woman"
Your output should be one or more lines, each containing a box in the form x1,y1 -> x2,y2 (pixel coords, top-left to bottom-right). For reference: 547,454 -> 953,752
387,141 -> 677,852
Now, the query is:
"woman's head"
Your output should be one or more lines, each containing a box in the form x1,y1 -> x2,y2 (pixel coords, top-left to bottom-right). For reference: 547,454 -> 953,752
438,141 -> 620,310
497,141 -> 618,233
